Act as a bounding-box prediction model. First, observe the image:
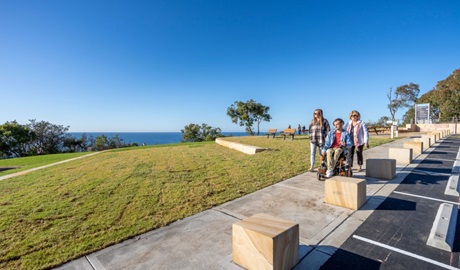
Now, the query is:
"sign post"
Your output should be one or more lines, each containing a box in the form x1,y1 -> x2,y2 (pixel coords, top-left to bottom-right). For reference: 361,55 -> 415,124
415,103 -> 430,124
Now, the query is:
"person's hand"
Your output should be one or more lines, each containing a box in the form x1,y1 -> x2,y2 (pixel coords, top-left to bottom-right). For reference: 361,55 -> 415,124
365,143 -> 369,149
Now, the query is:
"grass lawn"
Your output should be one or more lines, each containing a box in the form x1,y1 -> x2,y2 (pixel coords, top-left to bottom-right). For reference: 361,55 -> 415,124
0,152 -> 89,177
0,135 -> 395,269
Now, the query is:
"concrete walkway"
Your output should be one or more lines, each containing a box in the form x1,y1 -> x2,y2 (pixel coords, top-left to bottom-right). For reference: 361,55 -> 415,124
0,151 -> 103,181
54,133 -> 450,270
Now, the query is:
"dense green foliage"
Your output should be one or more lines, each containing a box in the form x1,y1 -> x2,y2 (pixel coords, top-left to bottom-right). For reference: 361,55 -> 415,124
227,99 -> 271,135
381,68 -> 460,125
0,120 -> 137,158
0,119 -> 69,158
0,121 -> 36,158
416,68 -> 460,122
180,123 -> 223,142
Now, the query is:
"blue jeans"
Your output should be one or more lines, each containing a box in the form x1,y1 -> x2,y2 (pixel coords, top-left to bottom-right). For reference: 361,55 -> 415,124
310,143 -> 321,168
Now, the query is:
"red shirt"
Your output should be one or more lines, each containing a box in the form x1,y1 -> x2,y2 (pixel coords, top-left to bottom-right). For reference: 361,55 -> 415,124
331,131 -> 341,148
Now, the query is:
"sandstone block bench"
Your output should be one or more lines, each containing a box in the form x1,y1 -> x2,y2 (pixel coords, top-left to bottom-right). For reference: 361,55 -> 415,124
325,176 -> 366,210
365,159 -> 396,180
266,129 -> 277,138
215,138 -> 266,155
232,213 -> 299,270
403,141 -> 423,156
426,133 -> 438,143
414,137 -> 431,151
389,148 -> 412,165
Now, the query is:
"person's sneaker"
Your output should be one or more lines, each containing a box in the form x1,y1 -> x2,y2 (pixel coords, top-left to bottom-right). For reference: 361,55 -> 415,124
309,167 -> 315,172
326,170 -> 334,178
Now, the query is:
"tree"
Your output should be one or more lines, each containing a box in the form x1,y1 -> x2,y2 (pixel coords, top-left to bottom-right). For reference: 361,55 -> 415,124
436,69 -> 460,121
416,89 -> 442,121
408,69 -> 460,123
94,135 -> 110,150
27,119 -> 69,154
402,108 -> 415,125
0,121 -> 36,158
227,99 -> 271,135
387,83 -> 420,122
109,134 -> 124,148
376,116 -> 390,126
63,134 -> 87,152
181,123 -> 222,142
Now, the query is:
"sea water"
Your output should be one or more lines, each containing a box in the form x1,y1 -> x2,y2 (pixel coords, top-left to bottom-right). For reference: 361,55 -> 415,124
67,132 -> 249,146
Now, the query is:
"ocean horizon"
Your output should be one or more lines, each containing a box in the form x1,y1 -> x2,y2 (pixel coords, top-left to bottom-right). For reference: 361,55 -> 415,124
67,132 -> 250,146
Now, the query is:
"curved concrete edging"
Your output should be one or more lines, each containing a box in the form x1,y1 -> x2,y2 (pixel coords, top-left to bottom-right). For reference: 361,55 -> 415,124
427,203 -> 458,251
0,151 -> 104,181
215,138 -> 266,155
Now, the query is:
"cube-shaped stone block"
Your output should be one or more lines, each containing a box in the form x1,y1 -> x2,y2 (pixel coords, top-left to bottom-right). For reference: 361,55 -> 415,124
232,213 -> 299,270
414,137 -> 431,150
427,132 -> 440,142
365,159 -> 396,180
324,176 -> 366,210
389,148 -> 412,165
404,141 -> 423,156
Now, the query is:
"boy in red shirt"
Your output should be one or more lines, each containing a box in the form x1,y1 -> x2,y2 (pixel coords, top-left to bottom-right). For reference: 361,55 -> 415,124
321,118 -> 352,177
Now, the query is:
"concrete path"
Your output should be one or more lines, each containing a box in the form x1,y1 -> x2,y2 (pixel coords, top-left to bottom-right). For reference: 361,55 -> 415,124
0,151 -> 102,181
54,134 -> 458,270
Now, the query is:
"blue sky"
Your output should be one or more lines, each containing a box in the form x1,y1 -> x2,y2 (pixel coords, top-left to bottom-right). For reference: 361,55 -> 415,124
1,1 -> 459,132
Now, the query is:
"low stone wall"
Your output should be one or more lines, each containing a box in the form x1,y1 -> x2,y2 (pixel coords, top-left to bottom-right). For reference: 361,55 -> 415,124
215,138 -> 266,155
410,123 -> 458,134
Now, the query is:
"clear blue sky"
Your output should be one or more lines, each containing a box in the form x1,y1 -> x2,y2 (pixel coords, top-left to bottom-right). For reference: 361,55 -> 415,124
1,1 -> 459,132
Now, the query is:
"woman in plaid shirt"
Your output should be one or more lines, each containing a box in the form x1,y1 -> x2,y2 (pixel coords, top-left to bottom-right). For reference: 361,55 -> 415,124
308,109 -> 331,172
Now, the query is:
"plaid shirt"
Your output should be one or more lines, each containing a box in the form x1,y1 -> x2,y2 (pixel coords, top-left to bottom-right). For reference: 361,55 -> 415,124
309,119 -> 330,147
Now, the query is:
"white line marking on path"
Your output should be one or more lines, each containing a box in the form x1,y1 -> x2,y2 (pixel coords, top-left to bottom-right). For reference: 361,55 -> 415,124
352,235 -> 460,270
412,169 -> 452,176
424,158 -> 457,162
393,191 -> 460,206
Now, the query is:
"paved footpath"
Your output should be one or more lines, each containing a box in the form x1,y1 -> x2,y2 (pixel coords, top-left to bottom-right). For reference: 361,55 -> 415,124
0,152 -> 103,181
54,134 -> 460,270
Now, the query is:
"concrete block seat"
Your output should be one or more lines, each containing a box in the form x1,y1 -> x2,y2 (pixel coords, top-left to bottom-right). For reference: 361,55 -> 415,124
414,137 -> 431,150
403,141 -> 423,156
365,159 -> 396,180
232,213 -> 299,270
324,176 -> 366,210
389,148 -> 413,165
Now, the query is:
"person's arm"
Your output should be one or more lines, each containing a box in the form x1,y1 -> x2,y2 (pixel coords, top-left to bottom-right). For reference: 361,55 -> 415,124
362,121 -> 369,148
343,131 -> 352,148
322,131 -> 331,155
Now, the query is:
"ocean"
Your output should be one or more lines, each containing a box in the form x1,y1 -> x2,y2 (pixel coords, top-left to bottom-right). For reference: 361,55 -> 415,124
67,132 -> 249,146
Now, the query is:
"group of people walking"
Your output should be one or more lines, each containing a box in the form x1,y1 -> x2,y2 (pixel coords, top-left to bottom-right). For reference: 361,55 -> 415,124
308,109 -> 369,178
